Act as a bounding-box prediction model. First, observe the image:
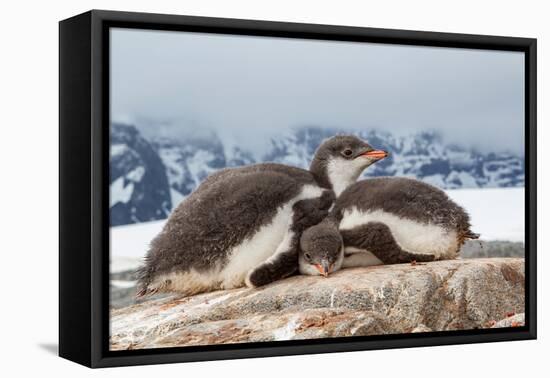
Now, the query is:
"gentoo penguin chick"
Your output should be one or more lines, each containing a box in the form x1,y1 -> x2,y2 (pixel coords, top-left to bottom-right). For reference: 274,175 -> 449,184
299,219 -> 344,277
299,177 -> 479,276
136,136 -> 388,296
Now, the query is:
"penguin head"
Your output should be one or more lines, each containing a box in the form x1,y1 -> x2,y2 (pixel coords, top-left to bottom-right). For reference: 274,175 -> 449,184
299,220 -> 344,277
310,135 -> 388,196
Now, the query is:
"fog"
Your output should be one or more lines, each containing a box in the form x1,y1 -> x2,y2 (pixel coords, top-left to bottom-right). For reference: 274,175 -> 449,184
111,28 -> 525,155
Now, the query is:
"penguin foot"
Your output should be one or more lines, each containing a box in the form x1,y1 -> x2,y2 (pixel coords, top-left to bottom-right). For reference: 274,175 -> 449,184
341,221 -> 438,265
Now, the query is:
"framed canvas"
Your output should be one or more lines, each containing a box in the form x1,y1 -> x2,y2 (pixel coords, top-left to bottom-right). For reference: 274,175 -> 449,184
59,10 -> 537,368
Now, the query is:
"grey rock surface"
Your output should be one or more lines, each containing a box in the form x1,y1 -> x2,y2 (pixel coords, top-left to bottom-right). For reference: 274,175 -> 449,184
491,313 -> 525,328
110,258 -> 524,350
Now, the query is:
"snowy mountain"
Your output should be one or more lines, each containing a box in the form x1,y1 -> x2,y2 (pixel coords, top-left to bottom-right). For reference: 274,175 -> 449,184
264,127 -> 524,190
110,123 -> 172,226
110,123 -> 524,226
151,132 -> 226,199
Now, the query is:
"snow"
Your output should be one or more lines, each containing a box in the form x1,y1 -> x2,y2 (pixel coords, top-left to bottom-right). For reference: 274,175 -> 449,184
111,220 -> 164,259
446,187 -> 524,242
186,150 -> 217,186
447,171 -> 479,188
447,150 -> 473,166
170,188 -> 186,208
268,131 -> 311,168
126,166 -> 145,182
110,256 -> 144,273
110,143 -> 128,157
158,146 -> 188,187
422,174 -> 447,188
110,187 -> 525,272
111,280 -> 137,288
110,177 -> 134,207
110,166 -> 146,208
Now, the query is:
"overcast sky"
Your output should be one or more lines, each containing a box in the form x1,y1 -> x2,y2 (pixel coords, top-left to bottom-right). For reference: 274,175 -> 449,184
111,28 -> 525,155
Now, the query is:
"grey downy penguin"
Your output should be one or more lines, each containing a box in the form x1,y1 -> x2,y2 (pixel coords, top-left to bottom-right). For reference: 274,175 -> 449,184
136,136 -> 388,296
299,177 -> 479,276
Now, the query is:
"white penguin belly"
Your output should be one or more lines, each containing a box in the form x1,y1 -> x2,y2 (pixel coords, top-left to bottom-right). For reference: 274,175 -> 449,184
342,247 -> 383,268
219,184 -> 326,289
339,208 -> 459,259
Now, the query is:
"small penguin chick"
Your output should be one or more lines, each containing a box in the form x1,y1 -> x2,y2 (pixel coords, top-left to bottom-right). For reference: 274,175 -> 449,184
299,219 -> 344,277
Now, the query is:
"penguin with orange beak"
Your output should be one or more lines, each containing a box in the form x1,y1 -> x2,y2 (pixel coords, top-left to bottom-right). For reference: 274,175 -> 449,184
137,135 -> 389,296
299,218 -> 344,277
299,177 -> 480,278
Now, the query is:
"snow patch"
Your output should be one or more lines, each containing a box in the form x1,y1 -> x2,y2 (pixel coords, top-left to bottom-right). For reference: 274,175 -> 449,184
187,150 -> 218,185
112,280 -> 137,289
109,166 -> 146,207
110,257 -> 143,273
126,166 -> 145,182
110,220 -> 164,260
110,177 -> 134,207
110,144 -> 129,157
446,187 -> 524,242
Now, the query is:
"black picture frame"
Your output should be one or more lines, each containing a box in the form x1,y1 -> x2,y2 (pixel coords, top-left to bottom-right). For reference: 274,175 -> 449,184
59,9 -> 537,368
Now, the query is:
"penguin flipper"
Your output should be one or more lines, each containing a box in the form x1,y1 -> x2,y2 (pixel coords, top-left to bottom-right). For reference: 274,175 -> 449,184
247,194 -> 335,288
245,226 -> 300,288
341,221 -> 436,264
246,245 -> 299,288
291,191 -> 335,232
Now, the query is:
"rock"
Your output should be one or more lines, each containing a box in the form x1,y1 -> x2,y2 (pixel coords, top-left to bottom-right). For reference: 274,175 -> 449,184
110,258 -> 524,350
411,324 -> 433,333
460,240 -> 524,259
491,313 -> 525,328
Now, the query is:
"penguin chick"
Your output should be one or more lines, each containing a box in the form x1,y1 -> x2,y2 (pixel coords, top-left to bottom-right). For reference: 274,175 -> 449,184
299,219 -> 344,277
299,177 -> 480,276
136,135 -> 388,296
334,177 -> 480,262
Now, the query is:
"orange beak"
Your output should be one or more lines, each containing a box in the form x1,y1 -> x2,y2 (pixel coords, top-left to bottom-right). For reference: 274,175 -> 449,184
314,261 -> 332,277
362,149 -> 388,159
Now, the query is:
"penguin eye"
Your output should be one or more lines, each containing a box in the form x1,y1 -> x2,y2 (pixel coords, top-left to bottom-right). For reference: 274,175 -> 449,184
304,253 -> 312,261
342,149 -> 353,157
